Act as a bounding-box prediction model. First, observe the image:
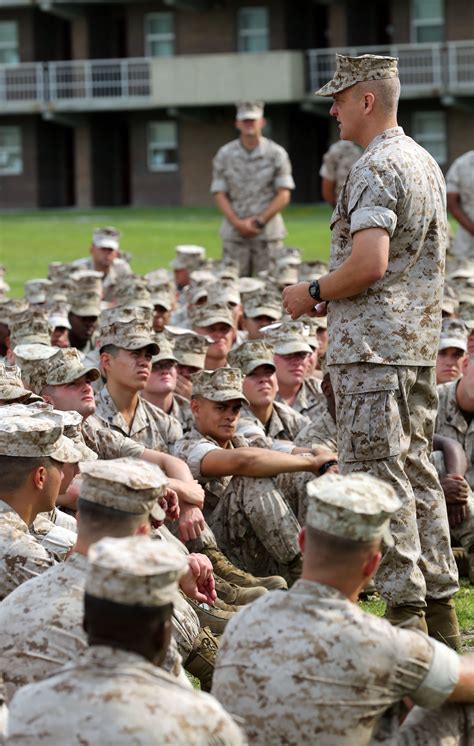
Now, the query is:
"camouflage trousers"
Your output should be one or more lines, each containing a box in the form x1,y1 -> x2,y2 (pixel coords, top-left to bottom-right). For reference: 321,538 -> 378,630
172,592 -> 201,663
329,363 -> 459,607
222,238 -> 283,277
202,475 -> 301,580
395,702 -> 474,745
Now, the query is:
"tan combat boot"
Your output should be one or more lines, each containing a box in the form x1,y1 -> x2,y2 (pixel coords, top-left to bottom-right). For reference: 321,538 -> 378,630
425,597 -> 461,651
202,545 -> 288,590
188,599 -> 233,635
385,604 -> 428,634
184,626 -> 219,692
214,574 -> 268,605
214,597 -> 244,613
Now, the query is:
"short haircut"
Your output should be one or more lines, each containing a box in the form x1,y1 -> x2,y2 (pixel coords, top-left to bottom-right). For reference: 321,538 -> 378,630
357,78 -> 400,114
77,497 -> 147,539
0,455 -> 55,491
100,344 -> 120,357
305,525 -> 380,565
84,593 -> 172,645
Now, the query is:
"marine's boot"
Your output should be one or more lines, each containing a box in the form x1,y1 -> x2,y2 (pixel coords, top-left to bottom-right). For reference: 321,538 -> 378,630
425,597 -> 461,651
188,599 -> 233,635
184,626 -> 219,692
214,597 -> 244,613
202,545 -> 288,590
453,546 -> 469,578
214,574 -> 268,605
385,604 -> 428,633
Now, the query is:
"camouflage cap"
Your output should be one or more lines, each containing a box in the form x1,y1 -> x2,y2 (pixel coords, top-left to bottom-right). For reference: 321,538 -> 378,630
306,472 -> 401,545
0,363 -> 32,401
244,287 -> 282,320
9,309 -> 52,347
16,403 -> 97,461
150,286 -> 174,311
261,320 -> 313,355
171,245 -> 206,270
79,458 -> 167,521
228,340 -> 276,376
37,347 -> 100,392
192,367 -> 249,404
145,268 -> 173,286
236,100 -> 264,120
189,269 -> 216,286
69,290 -> 102,318
0,298 -> 28,327
298,260 -> 328,282
459,304 -> 474,331
113,277 -> 154,311
99,307 -> 158,354
238,277 -> 266,298
208,279 -> 241,306
48,261 -> 72,282
316,54 -> 399,97
190,302 -> 235,330
151,334 -> 176,364
14,344 -> 58,392
25,279 -> 51,305
273,261 -> 300,289
86,535 -> 187,607
92,226 -> 121,250
47,301 -> 72,330
439,318 -> 468,352
212,259 -> 240,281
0,415 -> 81,462
172,331 -> 209,368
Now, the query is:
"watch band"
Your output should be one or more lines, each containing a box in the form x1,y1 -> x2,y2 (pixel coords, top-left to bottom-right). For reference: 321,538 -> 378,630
308,279 -> 322,302
254,218 -> 265,230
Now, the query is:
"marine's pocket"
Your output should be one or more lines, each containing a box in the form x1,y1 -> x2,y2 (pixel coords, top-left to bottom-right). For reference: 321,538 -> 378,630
337,369 -> 401,462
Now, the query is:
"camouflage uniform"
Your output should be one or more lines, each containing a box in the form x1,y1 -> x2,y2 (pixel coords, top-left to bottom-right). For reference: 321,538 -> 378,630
325,123 -> 457,606
95,385 -> 182,452
445,150 -> 474,259
82,414 -> 146,459
6,535 -> 243,745
276,376 -> 326,421
238,400 -> 310,449
436,380 -> 474,490
173,426 -> 301,579
212,472 -> 466,746
319,139 -> 362,197
168,393 -> 194,434
211,131 -> 295,276
295,407 -> 338,452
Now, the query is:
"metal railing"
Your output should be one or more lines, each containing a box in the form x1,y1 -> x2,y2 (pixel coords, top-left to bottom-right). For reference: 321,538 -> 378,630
307,40 -> 474,95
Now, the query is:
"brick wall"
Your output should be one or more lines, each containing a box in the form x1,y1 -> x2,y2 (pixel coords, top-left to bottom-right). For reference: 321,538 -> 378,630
0,117 -> 38,209
129,112 -> 181,206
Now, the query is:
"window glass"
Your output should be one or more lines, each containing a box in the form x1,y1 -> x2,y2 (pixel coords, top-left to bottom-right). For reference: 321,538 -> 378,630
412,111 -> 447,165
0,21 -> 19,65
0,126 -> 22,175
238,7 -> 269,53
145,13 -> 175,58
148,121 -> 178,172
411,0 -> 444,42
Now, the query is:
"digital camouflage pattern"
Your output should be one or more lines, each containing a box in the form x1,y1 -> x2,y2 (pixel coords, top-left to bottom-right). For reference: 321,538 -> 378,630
79,458 -> 167,521
8,308 -> 52,347
262,320 -> 313,356
326,126 -> 448,366
98,308 -> 158,352
211,136 -> 294,243
276,376 -> 326,422
86,535 -> 187,607
438,319 -> 468,352
7,646 -> 245,745
112,277 -> 154,310
330,363 -> 459,606
168,393 -> 194,434
191,368 -> 248,404
212,580 -> 459,745
436,380 -> 474,490
190,302 -> 234,330
445,150 -> 474,259
319,140 -> 362,197
27,346 -> 100,395
315,53 -> 399,97
243,287 -> 282,320
0,415 -> 80,462
95,385 -> 182,452
0,363 -> 31,401
173,428 -> 301,579
71,255 -> 131,292
227,340 -> 275,375
238,400 -> 309,446
170,245 -> 205,270
306,472 -> 401,543
0,500 -> 56,601
82,413 -> 145,459
295,408 -> 338,452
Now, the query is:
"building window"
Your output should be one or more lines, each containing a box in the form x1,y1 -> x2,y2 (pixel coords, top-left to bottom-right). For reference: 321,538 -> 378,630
412,111 -> 447,165
148,122 -> 178,172
0,21 -> 19,65
0,126 -> 22,175
238,7 -> 269,52
145,13 -> 175,57
411,0 -> 444,43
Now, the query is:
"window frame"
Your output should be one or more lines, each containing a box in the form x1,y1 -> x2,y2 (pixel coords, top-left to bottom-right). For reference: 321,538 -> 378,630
0,20 -> 19,65
0,125 -> 23,176
144,12 -> 175,58
412,110 -> 447,165
411,0 -> 444,43
237,6 -> 270,53
147,121 -> 179,173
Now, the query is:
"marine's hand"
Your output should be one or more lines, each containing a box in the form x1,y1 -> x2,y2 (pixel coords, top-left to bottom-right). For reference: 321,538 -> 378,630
180,553 -> 217,605
283,282 -> 323,320
178,502 -> 206,542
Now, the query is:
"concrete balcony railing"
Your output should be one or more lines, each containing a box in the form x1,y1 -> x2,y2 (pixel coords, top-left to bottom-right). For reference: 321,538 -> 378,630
0,51 -> 304,113
307,41 -> 474,98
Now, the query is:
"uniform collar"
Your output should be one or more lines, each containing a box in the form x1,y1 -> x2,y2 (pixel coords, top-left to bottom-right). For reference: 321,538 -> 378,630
366,126 -> 404,152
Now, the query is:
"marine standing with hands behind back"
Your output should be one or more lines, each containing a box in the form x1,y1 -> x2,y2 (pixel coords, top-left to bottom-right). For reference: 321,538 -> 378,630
283,54 -> 459,646
211,101 -> 295,277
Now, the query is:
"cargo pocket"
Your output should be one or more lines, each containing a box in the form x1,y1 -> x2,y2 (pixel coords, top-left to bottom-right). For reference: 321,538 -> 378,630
337,369 -> 401,462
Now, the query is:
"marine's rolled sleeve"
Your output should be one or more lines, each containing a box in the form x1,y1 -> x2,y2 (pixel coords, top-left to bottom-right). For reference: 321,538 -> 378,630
410,636 -> 460,708
210,150 -> 228,194
350,205 -> 398,236
184,440 -> 220,480
347,167 -> 398,237
445,159 -> 461,194
273,148 -> 295,191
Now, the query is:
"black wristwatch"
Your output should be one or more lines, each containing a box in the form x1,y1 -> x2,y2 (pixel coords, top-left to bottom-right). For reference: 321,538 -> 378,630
309,279 -> 323,302
254,218 -> 265,230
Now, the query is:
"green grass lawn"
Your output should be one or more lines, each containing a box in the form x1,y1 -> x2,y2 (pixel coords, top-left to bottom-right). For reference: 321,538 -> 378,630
0,205 -> 333,297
